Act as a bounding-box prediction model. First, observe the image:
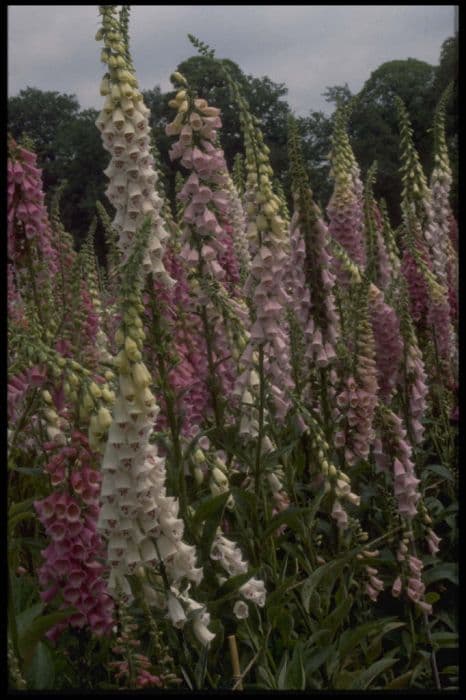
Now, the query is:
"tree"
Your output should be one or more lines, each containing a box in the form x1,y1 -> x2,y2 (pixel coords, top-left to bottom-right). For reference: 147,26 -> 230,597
53,109 -> 109,252
8,87 -> 80,175
322,83 -> 352,108
8,89 -> 107,244
142,55 -> 292,203
348,59 -> 437,225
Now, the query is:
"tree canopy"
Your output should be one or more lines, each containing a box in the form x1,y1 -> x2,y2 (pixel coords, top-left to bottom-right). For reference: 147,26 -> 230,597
7,35 -> 458,241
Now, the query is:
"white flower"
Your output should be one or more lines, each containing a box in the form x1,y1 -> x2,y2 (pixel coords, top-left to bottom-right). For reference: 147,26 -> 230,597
240,577 -> 266,607
233,600 -> 249,619
140,538 -> 158,564
108,569 -> 133,601
192,618 -> 215,646
167,594 -> 187,628
142,583 -> 165,608
160,513 -> 184,541
156,534 -> 178,561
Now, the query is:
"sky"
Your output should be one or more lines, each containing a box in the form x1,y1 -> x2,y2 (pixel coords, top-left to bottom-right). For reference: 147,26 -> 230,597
8,5 -> 457,116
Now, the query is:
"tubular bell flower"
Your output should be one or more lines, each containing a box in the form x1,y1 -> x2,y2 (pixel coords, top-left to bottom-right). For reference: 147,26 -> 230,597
376,407 -> 421,519
97,221 -> 210,637
7,139 -> 59,278
227,81 -> 294,430
327,106 -> 366,275
34,431 -> 114,640
285,117 -> 340,401
369,284 -> 403,401
335,290 -> 379,466
165,74 -> 250,430
95,6 -> 172,286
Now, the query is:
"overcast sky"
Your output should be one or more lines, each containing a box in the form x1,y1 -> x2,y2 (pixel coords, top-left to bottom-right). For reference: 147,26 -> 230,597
8,5 -> 456,116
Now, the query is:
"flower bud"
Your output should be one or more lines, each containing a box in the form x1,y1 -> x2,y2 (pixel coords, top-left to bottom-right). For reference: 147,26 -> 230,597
171,71 -> 188,86
98,406 -> 113,430
89,382 -> 102,399
42,390 -> 53,404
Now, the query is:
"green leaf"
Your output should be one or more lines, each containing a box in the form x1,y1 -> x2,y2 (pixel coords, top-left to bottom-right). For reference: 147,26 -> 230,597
191,491 -> 229,527
274,607 -> 294,641
304,645 -> 335,677
277,651 -> 289,690
216,571 -> 256,599
383,670 -> 413,689
430,631 -> 458,648
350,657 -> 398,689
266,576 -> 298,609
338,618 -> 398,660
18,609 -> 75,667
180,666 -> 194,691
307,629 -> 333,647
257,664 -> 276,689
9,511 -> 37,530
25,641 -> 55,689
423,464 -> 454,482
423,562 -> 458,586
194,644 -> 209,690
9,466 -> 43,476
9,498 -> 37,519
16,603 -> 44,638
300,555 -> 351,612
321,594 -> 353,637
261,506 -> 311,539
334,669 -> 359,689
286,643 -> 306,690
196,492 -> 229,560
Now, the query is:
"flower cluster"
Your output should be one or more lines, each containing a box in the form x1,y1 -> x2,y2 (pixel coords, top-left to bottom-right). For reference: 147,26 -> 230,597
372,206 -> 393,291
369,284 -> 403,401
228,82 -> 293,427
34,431 -> 114,640
327,107 -> 366,274
97,226 -> 209,638
405,341 -> 428,445
212,534 -> 267,613
336,311 -> 378,466
151,247 -> 211,438
425,86 -> 457,300
8,366 -> 46,423
286,203 -> 338,375
7,139 -> 59,277
225,172 -> 251,282
392,552 -> 432,616
109,622 -> 163,688
364,565 -> 384,602
165,584 -> 215,645
377,408 -> 421,519
95,6 -> 172,285
166,80 -> 249,428
400,244 -> 430,324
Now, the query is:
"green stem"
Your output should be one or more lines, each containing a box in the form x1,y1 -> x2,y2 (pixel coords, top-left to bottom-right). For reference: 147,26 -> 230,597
24,240 -> 45,334
200,305 -> 222,430
9,388 -> 39,454
8,568 -> 21,671
148,282 -> 187,516
254,345 -> 265,498
406,526 -> 441,690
